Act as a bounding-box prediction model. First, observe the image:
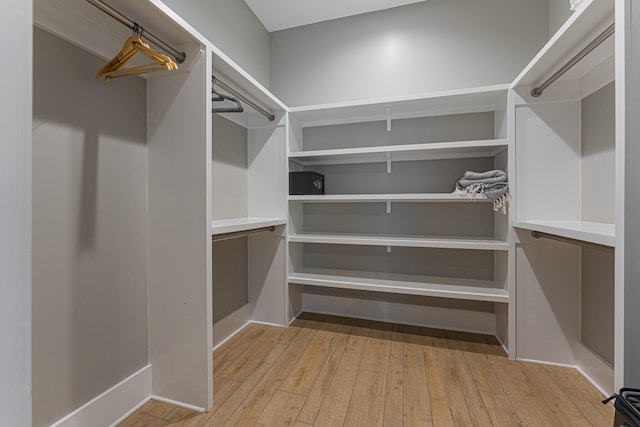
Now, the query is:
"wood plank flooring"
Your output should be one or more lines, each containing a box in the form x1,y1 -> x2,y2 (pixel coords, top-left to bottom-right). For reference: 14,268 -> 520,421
119,313 -> 613,426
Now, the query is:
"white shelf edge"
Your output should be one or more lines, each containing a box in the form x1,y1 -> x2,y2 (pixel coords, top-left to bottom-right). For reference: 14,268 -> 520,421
514,220 -> 615,247
288,233 -> 509,251
288,193 -> 490,203
211,217 -> 287,235
288,138 -> 508,161
288,84 -> 511,114
288,269 -> 509,303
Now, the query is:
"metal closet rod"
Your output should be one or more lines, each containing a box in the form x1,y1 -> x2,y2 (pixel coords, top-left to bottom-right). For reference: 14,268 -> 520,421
212,226 -> 276,242
213,76 -> 276,122
531,23 -> 614,97
85,0 -> 186,64
530,230 -> 613,251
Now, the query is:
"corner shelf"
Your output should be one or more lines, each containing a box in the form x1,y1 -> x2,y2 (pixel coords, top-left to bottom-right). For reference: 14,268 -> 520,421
514,220 -> 614,247
288,193 -> 490,203
288,139 -> 508,166
289,232 -> 508,251
211,218 -> 287,236
289,268 -> 508,303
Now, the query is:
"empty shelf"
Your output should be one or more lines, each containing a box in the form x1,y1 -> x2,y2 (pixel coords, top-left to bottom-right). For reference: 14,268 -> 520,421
288,139 -> 508,166
514,220 -> 614,247
289,233 -> 508,251
211,218 -> 287,235
288,193 -> 490,203
289,268 -> 509,303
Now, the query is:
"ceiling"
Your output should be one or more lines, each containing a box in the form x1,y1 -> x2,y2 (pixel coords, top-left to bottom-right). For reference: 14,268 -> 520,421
243,0 -> 428,32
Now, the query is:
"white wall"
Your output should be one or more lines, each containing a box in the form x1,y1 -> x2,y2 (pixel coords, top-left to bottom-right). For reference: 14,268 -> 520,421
549,0 -> 573,38
32,28 -> 149,427
270,0 -> 549,106
162,0 -> 270,88
0,0 -> 32,426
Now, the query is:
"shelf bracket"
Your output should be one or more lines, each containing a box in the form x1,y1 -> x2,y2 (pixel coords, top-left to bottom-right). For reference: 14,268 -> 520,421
387,246 -> 392,253
386,153 -> 392,174
386,200 -> 392,214
385,107 -> 392,132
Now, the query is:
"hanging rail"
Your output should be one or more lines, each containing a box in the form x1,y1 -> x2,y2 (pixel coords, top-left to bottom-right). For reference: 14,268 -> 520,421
86,0 -> 186,64
212,226 -> 276,242
530,230 -> 613,251
531,23 -> 614,97
213,76 -> 276,122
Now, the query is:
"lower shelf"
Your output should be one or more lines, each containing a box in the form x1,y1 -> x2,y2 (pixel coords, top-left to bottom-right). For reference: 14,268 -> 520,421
288,268 -> 508,303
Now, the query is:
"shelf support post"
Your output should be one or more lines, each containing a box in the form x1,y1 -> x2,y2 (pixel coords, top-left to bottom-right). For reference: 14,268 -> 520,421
386,153 -> 392,174
385,107 -> 392,131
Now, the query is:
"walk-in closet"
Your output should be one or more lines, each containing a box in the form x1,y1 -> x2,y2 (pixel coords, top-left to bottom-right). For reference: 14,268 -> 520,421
4,0 -> 640,425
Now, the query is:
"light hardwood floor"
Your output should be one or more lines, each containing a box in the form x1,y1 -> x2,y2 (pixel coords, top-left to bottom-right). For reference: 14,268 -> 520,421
119,313 -> 614,426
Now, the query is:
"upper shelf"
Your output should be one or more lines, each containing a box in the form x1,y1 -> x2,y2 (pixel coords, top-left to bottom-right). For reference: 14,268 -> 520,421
514,220 -> 614,247
512,0 -> 614,89
211,217 -> 287,236
35,0 -> 205,67
289,84 -> 509,127
289,139 -> 508,166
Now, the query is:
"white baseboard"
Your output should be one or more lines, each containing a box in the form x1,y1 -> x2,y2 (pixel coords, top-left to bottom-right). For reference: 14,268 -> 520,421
149,395 -> 206,414
50,365 -> 152,427
576,343 -> 614,396
516,358 -> 576,369
213,303 -> 252,349
302,292 -> 496,335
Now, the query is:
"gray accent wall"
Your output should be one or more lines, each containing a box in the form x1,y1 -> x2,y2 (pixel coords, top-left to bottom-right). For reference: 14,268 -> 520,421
582,82 -> 615,224
162,0 -> 270,88
270,0 -> 549,106
32,28 -> 148,427
212,114 -> 250,322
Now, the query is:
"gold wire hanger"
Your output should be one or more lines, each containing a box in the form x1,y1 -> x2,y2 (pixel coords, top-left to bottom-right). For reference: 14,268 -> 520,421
96,23 -> 178,81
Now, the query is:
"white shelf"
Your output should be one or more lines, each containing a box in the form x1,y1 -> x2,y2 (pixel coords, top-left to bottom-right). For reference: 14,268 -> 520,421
289,232 -> 508,251
289,193 -> 490,203
512,0 -> 614,88
289,84 -> 509,127
211,218 -> 287,235
289,139 -> 508,166
289,268 -> 508,303
514,220 -> 614,247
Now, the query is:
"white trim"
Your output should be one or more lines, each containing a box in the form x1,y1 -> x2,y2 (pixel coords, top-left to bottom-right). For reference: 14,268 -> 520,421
250,320 -> 288,328
110,397 -> 152,427
515,358 -> 576,369
213,304 -> 252,349
576,343 -> 615,396
149,395 -> 206,414
50,365 -> 152,427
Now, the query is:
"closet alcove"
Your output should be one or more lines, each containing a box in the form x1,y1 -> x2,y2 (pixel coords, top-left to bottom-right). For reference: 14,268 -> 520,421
512,0 -> 616,394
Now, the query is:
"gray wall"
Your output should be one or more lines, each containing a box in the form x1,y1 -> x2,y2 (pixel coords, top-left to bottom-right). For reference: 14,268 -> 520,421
581,247 -> 614,366
212,115 -> 248,220
270,0 -> 549,106
32,28 -> 148,427
162,0 -> 270,88
581,82 -> 615,223
1,0 -> 32,425
212,114 -> 249,322
548,0 -> 573,38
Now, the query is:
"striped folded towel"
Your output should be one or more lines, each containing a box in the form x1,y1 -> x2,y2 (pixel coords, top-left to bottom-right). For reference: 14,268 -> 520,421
453,170 -> 510,214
